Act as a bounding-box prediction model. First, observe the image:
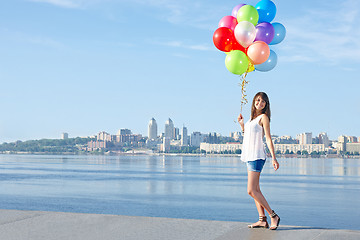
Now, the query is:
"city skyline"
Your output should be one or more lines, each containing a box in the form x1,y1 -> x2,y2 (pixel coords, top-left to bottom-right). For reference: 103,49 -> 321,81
1,114 -> 359,144
67,117 -> 359,143
0,0 -> 359,143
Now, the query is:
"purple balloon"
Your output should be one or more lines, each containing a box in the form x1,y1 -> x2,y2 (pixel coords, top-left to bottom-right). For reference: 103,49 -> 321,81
231,4 -> 246,18
255,22 -> 275,44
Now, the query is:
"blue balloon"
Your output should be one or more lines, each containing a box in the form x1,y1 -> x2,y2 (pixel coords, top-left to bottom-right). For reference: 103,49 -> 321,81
255,50 -> 277,72
269,22 -> 286,45
255,0 -> 276,23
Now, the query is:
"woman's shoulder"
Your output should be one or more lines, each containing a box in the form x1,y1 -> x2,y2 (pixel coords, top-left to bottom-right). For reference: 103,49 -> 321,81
260,114 -> 270,124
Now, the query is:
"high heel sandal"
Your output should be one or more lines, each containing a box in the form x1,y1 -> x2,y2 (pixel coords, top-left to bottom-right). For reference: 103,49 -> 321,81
269,210 -> 280,230
248,216 -> 269,228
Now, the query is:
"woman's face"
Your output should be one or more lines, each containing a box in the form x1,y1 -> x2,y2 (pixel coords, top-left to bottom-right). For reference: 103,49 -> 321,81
254,96 -> 266,111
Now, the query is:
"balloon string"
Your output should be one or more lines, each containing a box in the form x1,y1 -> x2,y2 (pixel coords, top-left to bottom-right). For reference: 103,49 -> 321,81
239,62 -> 252,112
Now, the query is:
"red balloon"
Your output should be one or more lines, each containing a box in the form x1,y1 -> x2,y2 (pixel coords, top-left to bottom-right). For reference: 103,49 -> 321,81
213,27 -> 236,52
232,41 -> 246,52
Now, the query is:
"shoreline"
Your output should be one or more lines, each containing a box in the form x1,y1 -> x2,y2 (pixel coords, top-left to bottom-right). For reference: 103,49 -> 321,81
0,151 -> 359,159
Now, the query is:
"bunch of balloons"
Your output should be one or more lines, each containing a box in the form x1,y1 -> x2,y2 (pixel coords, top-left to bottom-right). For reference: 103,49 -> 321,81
213,0 -> 286,75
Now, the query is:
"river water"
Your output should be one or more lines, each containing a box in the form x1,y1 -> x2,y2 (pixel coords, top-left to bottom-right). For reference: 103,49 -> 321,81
0,154 -> 359,230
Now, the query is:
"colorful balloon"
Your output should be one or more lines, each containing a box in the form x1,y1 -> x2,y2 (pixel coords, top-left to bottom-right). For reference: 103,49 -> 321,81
255,0 -> 277,23
225,50 -> 249,75
255,49 -> 277,72
248,61 -> 255,72
255,22 -> 275,44
237,5 -> 259,26
232,41 -> 246,52
270,22 -> 286,45
214,1 -> 285,79
234,21 -> 256,48
231,4 -> 246,18
247,41 -> 270,65
218,16 -> 238,32
213,27 -> 236,52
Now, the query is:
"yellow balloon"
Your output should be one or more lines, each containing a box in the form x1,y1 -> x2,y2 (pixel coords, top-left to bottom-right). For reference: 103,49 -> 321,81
247,62 -> 255,72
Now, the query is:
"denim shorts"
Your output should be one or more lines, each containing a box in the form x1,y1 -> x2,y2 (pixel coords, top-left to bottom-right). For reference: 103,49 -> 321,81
247,159 -> 266,172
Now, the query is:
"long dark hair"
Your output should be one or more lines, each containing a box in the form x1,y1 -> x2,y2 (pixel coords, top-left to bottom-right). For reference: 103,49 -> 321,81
251,92 -> 271,121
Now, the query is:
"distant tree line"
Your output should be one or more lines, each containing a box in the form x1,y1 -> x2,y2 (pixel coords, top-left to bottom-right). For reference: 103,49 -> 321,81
0,137 -> 93,154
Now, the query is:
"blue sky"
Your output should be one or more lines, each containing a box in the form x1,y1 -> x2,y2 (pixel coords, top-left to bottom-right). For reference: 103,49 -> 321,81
0,0 -> 359,143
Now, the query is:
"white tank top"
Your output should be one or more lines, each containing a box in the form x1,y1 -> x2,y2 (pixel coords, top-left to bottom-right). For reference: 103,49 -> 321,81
241,114 -> 266,162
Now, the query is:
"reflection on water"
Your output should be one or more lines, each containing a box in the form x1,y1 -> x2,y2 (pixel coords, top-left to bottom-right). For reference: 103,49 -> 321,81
262,157 -> 360,176
0,154 -> 359,230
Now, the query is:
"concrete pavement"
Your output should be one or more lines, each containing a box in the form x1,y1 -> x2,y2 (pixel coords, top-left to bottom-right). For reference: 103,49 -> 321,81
0,209 -> 359,240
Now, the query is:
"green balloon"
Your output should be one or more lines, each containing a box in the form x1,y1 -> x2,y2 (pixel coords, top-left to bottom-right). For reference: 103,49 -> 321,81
237,5 -> 259,26
225,50 -> 249,75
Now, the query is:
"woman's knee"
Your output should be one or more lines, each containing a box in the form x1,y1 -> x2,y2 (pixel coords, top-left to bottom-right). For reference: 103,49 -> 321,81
247,188 -> 257,196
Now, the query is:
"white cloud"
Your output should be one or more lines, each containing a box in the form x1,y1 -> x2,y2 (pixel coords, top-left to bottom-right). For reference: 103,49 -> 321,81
28,0 -> 82,8
125,0 -> 226,30
27,35 -> 66,48
1,28 -> 66,49
172,53 -> 190,58
154,40 -> 213,51
282,0 -> 360,65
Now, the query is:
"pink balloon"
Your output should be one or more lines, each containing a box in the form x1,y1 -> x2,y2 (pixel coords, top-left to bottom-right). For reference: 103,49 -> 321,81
218,16 -> 238,32
247,41 -> 270,65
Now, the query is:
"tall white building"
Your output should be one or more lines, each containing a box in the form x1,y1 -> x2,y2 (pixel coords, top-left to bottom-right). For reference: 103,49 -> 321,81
190,132 -> 204,147
297,132 -> 312,145
318,132 -> 330,147
148,118 -> 157,140
181,126 -> 188,146
98,131 -> 111,141
164,118 -> 174,140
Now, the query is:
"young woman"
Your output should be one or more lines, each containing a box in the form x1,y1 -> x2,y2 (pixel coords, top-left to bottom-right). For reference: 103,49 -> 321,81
237,92 -> 281,230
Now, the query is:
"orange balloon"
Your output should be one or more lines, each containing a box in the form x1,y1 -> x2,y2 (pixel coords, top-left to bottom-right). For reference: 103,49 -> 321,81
247,41 -> 270,65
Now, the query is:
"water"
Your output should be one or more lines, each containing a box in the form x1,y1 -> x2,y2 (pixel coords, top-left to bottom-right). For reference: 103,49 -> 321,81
0,154 -> 359,230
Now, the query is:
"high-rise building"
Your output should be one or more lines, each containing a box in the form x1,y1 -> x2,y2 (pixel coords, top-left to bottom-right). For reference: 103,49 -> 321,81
164,118 -> 174,139
181,126 -> 188,146
318,132 -> 330,147
207,132 -> 221,144
338,135 -> 348,143
61,132 -> 69,139
118,129 -> 132,135
98,131 -> 111,141
190,132 -> 204,147
297,132 -> 312,145
148,118 -> 157,140
348,136 -> 358,143
174,127 -> 180,140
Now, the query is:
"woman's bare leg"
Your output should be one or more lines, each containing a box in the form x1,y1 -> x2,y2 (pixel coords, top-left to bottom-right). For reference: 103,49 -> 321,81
255,199 -> 265,216
247,171 -> 279,228
254,180 -> 265,216
247,171 -> 272,214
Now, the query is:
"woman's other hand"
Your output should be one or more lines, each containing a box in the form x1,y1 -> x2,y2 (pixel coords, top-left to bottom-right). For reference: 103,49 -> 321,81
272,159 -> 279,171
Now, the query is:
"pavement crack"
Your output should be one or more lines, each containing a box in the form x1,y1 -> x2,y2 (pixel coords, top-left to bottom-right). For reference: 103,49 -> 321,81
0,213 -> 48,227
311,229 -> 326,240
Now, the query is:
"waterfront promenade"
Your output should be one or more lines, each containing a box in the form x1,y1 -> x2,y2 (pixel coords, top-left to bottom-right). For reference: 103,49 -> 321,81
0,209 -> 359,240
